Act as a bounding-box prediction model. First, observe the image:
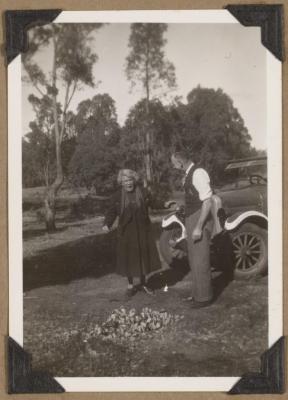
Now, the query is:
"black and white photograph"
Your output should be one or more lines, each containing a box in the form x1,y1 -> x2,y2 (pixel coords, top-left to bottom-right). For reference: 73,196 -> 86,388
8,10 -> 283,392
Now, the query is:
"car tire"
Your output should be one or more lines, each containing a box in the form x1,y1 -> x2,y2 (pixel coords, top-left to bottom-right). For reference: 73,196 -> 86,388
230,222 -> 268,279
159,228 -> 186,266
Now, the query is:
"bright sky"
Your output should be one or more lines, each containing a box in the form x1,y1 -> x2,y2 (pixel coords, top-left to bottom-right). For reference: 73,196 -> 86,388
22,23 -> 266,149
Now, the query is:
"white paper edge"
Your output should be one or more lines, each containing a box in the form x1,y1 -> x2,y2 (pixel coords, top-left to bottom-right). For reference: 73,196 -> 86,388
55,10 -> 239,24
8,54 -> 23,346
7,10 -> 283,393
54,377 -> 238,392
266,51 -> 283,346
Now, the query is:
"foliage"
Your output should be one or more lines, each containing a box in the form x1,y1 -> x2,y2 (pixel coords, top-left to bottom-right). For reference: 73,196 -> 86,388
22,96 -> 76,188
22,94 -> 57,187
22,23 -> 102,229
22,135 -> 76,188
68,94 -> 121,194
83,307 -> 183,348
126,23 -> 176,185
23,24 -> 101,87
120,99 -> 175,197
23,23 -> 260,202
170,86 -> 255,186
22,132 -> 55,188
120,86 -> 254,193
126,23 -> 176,98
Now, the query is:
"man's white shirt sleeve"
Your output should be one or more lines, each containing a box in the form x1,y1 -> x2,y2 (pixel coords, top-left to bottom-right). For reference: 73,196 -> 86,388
192,168 -> 212,201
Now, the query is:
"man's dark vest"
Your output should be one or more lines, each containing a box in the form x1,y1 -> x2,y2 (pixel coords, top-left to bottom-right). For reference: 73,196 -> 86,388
184,164 -> 203,217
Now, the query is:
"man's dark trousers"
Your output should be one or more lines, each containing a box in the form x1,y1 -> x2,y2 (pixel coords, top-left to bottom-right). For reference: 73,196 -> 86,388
185,210 -> 213,302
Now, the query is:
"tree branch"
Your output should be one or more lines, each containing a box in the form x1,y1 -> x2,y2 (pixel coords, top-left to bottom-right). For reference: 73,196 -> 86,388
34,83 -> 46,97
66,80 -> 77,110
51,27 -> 57,89
22,62 -> 46,97
59,81 -> 71,142
50,24 -> 64,193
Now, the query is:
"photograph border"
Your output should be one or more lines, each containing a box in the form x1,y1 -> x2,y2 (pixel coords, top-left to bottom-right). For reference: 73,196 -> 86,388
1,1 -> 287,398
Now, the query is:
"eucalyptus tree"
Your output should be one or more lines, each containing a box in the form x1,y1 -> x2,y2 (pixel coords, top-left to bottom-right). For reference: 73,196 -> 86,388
68,94 -> 121,194
22,23 -> 102,231
171,86 -> 254,186
126,23 -> 176,186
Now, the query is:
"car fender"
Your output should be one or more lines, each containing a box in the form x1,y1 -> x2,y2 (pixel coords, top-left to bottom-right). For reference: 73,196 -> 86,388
162,214 -> 187,241
224,210 -> 268,231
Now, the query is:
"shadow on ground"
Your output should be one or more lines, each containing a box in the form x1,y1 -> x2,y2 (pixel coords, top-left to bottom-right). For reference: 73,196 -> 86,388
24,222 -> 190,292
23,226 -> 68,240
24,222 -> 236,302
24,229 -> 117,291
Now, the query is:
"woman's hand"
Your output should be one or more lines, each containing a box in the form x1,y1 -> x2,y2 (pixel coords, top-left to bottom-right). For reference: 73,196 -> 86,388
102,225 -> 110,233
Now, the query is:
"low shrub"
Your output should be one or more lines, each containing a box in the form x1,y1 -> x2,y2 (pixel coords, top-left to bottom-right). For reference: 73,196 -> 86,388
83,307 -> 183,347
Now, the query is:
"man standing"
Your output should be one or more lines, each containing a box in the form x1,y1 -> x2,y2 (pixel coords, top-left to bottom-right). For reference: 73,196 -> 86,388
171,151 -> 213,308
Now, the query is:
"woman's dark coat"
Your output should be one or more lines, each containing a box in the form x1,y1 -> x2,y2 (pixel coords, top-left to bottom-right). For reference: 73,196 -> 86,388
104,188 -> 161,278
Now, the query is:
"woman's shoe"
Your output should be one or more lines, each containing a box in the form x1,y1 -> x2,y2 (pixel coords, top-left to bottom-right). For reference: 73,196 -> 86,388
125,287 -> 137,298
140,285 -> 155,296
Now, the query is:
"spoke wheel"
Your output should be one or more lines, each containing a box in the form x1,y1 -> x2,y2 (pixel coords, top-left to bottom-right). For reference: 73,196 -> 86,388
231,222 -> 268,279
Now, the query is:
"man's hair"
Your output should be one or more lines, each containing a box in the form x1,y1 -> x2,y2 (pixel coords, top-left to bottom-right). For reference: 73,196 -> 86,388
172,150 -> 192,163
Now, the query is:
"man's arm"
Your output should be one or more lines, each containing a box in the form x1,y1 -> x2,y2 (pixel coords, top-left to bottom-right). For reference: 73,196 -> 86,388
192,168 -> 213,241
192,198 -> 212,241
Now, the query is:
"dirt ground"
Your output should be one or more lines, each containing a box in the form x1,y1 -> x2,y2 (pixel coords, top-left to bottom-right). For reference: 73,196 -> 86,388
23,213 -> 268,377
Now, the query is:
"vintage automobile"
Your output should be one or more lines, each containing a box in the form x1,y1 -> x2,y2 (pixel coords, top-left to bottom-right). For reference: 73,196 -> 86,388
159,156 -> 268,279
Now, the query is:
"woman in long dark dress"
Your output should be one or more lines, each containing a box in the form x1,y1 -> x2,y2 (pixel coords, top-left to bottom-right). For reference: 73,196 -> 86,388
102,169 -> 161,297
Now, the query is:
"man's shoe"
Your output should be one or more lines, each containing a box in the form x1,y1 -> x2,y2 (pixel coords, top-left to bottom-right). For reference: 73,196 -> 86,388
190,299 -> 213,309
182,296 -> 194,302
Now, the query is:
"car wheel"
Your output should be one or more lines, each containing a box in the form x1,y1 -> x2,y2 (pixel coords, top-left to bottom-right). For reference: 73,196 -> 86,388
231,222 -> 268,279
159,228 -> 187,266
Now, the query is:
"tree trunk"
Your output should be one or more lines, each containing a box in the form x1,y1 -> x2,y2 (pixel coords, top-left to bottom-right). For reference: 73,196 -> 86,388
44,161 -> 49,188
43,142 -> 64,232
44,28 -> 64,232
144,103 -> 152,187
144,99 -> 153,187
44,191 -> 56,232
44,138 -> 64,231
44,150 -> 64,232
43,159 -> 63,232
144,39 -> 153,188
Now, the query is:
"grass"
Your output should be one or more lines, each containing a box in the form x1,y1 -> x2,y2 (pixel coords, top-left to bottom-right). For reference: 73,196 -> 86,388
24,274 -> 268,377
23,212 -> 268,377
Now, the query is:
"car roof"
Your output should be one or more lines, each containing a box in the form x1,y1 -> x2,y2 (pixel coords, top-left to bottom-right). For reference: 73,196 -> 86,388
225,156 -> 267,170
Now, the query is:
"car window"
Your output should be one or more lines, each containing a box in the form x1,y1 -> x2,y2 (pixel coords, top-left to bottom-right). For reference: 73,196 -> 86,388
217,169 -> 240,190
249,165 -> 267,179
218,163 -> 267,191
